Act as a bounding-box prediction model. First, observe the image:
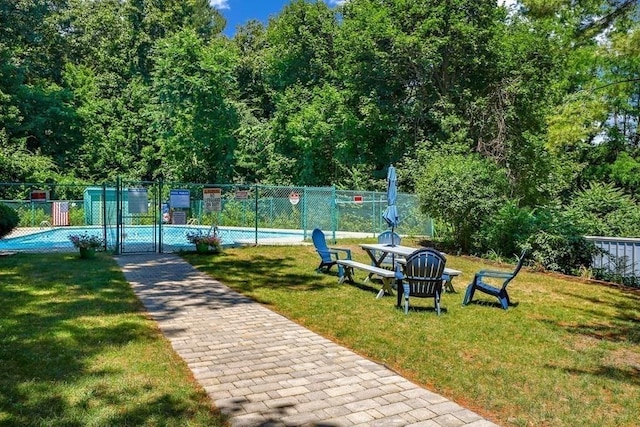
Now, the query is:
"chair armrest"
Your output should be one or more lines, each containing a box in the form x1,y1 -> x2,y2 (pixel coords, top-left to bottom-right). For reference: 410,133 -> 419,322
476,270 -> 514,280
328,247 -> 352,260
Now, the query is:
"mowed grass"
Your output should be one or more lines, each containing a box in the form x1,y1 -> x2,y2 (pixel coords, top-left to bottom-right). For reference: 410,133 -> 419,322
0,253 -> 227,427
184,239 -> 640,427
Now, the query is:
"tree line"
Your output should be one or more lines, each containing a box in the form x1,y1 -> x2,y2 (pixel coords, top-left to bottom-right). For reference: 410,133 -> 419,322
1,0 -> 639,274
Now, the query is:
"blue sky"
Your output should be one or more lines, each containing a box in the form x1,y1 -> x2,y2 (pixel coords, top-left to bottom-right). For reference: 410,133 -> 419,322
209,0 -> 346,37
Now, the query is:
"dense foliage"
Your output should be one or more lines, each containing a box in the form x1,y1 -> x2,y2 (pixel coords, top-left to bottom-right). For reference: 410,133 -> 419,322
1,0 -> 639,273
0,203 -> 19,238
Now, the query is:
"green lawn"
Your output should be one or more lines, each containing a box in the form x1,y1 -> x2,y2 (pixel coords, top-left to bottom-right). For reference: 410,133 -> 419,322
2,243 -> 639,427
184,239 -> 640,427
0,252 -> 227,427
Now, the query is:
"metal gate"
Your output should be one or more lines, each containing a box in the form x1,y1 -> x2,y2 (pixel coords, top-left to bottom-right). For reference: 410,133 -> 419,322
115,178 -> 160,254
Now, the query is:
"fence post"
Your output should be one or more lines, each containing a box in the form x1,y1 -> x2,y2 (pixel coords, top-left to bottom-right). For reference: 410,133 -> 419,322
158,180 -> 163,254
254,183 -> 259,245
331,186 -> 336,242
302,186 -> 307,240
30,198 -> 35,227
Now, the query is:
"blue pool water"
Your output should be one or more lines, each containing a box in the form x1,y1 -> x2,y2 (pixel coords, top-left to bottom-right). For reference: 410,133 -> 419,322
0,226 -> 305,252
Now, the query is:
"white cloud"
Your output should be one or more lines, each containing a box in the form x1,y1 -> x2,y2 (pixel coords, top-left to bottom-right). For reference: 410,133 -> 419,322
209,0 -> 230,10
327,0 -> 348,5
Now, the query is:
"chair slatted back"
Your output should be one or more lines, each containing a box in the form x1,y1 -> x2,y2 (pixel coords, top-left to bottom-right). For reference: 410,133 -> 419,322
403,248 -> 446,297
312,228 -> 331,263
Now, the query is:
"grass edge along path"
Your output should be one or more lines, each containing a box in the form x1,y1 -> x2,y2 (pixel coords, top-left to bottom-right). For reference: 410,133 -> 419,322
184,241 -> 640,427
0,252 -> 228,427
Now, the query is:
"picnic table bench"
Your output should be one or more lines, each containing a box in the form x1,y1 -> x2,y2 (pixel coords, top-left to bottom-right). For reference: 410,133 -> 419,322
336,259 -> 396,299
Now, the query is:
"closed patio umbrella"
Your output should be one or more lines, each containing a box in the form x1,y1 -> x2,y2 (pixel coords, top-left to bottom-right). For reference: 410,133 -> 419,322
382,165 -> 399,246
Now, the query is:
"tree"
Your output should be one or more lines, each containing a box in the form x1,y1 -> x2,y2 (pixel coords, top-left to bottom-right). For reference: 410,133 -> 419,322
263,0 -> 338,92
336,0 -> 509,185
152,30 -> 239,182
538,0 -> 640,202
0,0 -> 80,179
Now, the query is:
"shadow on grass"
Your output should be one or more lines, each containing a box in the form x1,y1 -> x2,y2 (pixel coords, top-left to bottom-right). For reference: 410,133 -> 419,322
461,299 -> 520,309
397,305 -> 450,315
187,252 -> 337,292
0,253 -> 227,426
553,289 -> 640,344
548,364 -> 640,387
342,278 -> 384,296
114,252 -> 343,323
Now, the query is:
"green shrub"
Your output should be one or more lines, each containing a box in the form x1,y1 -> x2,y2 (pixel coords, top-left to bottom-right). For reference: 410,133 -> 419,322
526,206 -> 597,275
480,200 -> 537,257
566,182 -> 640,236
16,205 -> 50,227
0,203 -> 20,238
68,204 -> 85,226
417,152 -> 509,253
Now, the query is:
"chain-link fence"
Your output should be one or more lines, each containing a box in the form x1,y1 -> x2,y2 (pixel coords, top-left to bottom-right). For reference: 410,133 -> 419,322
0,181 -> 433,254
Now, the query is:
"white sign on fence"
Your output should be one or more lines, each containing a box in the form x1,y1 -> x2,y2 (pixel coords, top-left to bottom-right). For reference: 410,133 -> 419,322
203,188 -> 222,212
289,192 -> 300,205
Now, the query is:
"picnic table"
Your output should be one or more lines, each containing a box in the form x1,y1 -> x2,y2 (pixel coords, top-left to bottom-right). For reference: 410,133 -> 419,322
358,243 -> 462,293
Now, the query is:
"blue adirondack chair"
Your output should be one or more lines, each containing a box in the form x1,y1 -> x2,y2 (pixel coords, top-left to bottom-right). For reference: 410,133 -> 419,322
312,228 -> 352,273
396,248 -> 447,315
462,250 -> 527,310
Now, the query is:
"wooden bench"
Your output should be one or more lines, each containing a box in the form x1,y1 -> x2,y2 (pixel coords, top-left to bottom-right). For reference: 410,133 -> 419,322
336,260 -> 397,299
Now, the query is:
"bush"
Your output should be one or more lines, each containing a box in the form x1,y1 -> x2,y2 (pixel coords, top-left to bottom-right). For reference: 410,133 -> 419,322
0,203 -> 20,238
16,205 -> 50,227
526,206 -> 597,275
566,182 -> 640,236
480,200 -> 537,257
416,152 -> 509,253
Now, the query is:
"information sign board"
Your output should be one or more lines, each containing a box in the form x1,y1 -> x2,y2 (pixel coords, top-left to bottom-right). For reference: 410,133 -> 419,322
235,190 -> 249,200
203,188 -> 222,212
172,211 -> 187,225
170,189 -> 190,209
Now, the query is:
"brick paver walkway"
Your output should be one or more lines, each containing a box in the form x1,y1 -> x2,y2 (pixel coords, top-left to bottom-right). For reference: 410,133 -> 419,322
116,253 -> 498,427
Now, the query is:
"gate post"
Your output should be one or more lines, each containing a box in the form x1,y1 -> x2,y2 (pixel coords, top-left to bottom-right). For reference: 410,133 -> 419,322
158,180 -> 163,254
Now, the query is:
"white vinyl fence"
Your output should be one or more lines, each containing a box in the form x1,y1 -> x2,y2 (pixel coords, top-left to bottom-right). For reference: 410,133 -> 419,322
585,236 -> 640,278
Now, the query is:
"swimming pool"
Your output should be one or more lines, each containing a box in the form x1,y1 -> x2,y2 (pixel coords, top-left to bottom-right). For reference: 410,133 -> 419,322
0,225 -> 307,252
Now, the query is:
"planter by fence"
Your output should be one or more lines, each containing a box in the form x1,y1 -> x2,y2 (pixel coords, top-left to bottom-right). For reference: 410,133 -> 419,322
79,247 -> 96,259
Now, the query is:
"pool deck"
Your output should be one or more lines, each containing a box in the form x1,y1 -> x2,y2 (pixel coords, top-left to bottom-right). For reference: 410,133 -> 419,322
115,253 -> 499,427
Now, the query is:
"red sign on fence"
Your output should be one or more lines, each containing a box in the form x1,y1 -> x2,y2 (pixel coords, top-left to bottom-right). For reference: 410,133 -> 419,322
31,190 -> 49,202
353,195 -> 364,204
